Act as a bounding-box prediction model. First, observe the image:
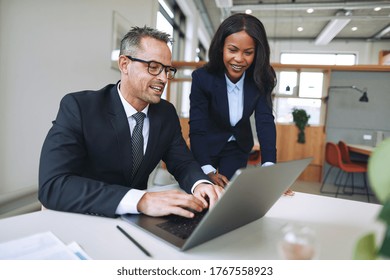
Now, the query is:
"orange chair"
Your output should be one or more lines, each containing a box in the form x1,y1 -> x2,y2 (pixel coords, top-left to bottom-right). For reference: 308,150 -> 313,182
338,141 -> 367,167
338,141 -> 370,196
320,142 -> 370,201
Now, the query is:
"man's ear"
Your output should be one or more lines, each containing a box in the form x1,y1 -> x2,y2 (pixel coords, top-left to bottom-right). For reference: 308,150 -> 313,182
118,55 -> 129,73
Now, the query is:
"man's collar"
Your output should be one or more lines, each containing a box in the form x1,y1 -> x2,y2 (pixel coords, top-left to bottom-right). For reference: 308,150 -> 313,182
117,82 -> 149,118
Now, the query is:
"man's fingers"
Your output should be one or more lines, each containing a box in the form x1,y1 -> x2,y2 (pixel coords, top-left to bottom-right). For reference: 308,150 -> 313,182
207,185 -> 224,208
137,190 -> 205,217
194,184 -> 224,209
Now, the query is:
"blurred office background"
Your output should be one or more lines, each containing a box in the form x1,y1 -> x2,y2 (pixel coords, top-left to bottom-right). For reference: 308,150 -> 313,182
1,0 -> 389,218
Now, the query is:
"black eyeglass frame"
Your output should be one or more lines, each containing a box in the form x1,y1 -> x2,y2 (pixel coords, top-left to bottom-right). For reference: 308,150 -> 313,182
126,55 -> 177,80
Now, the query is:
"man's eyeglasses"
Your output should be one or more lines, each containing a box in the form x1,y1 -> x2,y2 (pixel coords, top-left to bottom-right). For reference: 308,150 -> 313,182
126,56 -> 177,80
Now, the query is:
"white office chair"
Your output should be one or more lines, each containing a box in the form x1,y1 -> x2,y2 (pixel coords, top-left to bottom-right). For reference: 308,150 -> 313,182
147,161 -> 180,192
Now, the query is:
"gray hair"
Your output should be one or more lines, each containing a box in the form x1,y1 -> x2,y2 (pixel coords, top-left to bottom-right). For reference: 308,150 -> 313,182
119,26 -> 173,56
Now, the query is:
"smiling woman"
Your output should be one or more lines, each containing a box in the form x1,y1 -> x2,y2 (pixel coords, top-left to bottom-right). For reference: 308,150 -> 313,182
189,13 -> 277,186
222,30 -> 255,83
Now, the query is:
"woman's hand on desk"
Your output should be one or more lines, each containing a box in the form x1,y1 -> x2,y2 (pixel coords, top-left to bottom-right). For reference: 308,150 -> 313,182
207,171 -> 229,187
283,188 -> 295,196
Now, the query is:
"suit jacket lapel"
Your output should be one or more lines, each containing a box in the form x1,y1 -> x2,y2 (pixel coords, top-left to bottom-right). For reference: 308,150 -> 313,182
214,74 -> 230,125
106,85 -> 133,184
242,78 -> 258,121
142,104 -> 161,167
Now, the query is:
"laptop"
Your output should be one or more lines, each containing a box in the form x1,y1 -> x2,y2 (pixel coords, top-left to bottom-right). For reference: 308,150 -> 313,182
121,157 -> 312,251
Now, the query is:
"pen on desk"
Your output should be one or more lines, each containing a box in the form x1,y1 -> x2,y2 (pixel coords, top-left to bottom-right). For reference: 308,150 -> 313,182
116,225 -> 152,257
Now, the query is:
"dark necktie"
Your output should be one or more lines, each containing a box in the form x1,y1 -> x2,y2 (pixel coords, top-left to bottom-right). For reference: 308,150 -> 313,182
131,112 -> 146,178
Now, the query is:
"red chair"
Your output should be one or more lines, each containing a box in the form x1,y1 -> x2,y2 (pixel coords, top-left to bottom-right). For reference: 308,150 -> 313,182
320,142 -> 370,201
338,141 -> 367,167
338,141 -> 370,197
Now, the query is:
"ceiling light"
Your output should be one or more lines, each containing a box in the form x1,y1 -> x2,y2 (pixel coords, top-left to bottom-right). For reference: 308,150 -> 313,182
297,27 -> 304,32
306,8 -> 314,14
245,9 -> 252,14
351,26 -> 358,31
373,24 -> 390,39
315,11 -> 352,45
374,7 -> 382,12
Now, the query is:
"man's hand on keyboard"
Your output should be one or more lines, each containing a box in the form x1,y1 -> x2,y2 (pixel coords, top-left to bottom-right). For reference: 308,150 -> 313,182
137,189 -> 207,218
193,183 -> 224,210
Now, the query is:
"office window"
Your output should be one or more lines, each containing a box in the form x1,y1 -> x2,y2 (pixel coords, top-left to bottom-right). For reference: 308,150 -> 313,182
277,71 -> 298,95
274,52 -> 356,126
157,0 -> 186,61
274,70 -> 324,125
157,0 -> 188,113
281,52 -> 356,65
299,72 -> 324,98
195,45 -> 206,62
274,97 -> 322,125
156,11 -> 173,52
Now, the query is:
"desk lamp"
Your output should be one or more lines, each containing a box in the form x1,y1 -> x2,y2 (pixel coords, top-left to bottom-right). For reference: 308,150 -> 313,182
327,86 -> 369,102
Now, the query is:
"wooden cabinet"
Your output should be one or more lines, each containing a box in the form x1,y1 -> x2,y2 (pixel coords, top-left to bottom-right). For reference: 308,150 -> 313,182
276,124 -> 326,182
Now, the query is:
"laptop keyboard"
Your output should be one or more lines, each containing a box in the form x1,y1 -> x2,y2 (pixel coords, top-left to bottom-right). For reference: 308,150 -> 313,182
156,210 -> 207,239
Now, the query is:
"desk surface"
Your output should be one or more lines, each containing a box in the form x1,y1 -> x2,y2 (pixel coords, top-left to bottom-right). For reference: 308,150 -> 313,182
0,193 -> 383,260
348,144 -> 374,156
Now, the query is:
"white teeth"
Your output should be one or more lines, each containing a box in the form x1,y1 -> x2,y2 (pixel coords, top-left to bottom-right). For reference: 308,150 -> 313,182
151,86 -> 162,92
231,65 -> 243,71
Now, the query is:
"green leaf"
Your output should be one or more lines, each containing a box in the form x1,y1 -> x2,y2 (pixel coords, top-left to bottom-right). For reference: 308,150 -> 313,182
378,226 -> 390,258
378,200 -> 390,225
368,138 -> 390,203
354,233 -> 377,259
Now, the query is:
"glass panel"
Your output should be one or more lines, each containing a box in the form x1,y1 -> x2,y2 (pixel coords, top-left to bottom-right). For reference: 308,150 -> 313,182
180,81 -> 191,118
280,53 -> 356,65
299,72 -> 324,98
156,12 -> 173,52
159,0 -> 174,18
274,98 -> 322,125
281,53 -> 333,65
335,54 -> 356,65
277,71 -> 298,95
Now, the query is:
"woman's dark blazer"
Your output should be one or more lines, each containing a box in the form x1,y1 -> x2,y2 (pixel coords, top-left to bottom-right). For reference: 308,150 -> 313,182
189,67 -> 276,167
39,83 -> 208,217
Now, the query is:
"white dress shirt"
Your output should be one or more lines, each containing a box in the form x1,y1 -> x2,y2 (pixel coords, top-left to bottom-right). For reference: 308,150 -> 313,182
115,84 -> 149,215
226,72 -> 245,135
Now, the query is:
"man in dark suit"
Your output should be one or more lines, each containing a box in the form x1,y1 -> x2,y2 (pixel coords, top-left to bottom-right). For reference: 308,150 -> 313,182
39,26 -> 223,218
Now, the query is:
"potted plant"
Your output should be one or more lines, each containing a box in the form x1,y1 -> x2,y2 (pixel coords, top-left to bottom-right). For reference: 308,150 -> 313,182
292,108 -> 310,144
354,138 -> 390,259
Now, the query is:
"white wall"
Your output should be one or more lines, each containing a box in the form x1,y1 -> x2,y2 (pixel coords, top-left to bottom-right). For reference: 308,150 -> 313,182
0,0 -> 158,195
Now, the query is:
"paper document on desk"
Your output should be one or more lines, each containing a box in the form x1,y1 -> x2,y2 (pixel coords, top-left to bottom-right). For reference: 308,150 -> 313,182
0,231 -> 91,260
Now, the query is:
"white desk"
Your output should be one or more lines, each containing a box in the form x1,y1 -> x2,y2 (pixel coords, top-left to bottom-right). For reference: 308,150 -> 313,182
347,144 -> 374,156
0,193 -> 383,260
